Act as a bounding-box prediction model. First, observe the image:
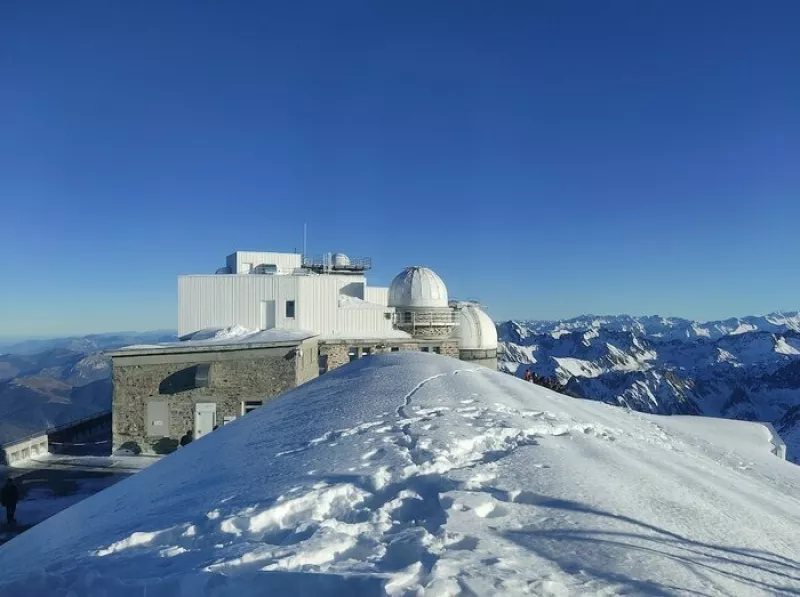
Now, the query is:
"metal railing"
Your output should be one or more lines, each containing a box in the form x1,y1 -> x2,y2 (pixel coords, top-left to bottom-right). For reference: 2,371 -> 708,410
0,410 -> 112,449
395,310 -> 459,326
302,255 -> 372,272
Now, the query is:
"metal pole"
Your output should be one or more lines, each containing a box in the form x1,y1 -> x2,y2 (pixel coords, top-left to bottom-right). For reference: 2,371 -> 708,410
303,222 -> 307,260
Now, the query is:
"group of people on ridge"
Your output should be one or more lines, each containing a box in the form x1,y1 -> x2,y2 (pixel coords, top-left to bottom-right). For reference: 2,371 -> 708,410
522,368 -> 564,392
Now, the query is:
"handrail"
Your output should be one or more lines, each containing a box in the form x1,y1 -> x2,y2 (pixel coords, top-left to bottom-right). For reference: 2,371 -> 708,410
0,410 -> 112,449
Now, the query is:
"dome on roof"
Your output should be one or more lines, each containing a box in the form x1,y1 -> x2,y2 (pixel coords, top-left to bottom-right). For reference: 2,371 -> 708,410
332,253 -> 350,267
388,266 -> 449,309
453,303 -> 498,350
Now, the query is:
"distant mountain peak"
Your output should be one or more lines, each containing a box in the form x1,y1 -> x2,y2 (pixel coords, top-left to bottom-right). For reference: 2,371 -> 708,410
499,312 -> 800,463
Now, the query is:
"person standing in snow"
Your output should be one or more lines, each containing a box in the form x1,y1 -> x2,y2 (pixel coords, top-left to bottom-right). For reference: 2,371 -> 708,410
1,478 -> 19,525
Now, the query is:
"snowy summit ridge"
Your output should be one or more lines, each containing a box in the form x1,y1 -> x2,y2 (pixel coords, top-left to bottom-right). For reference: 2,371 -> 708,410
1,353 -> 798,596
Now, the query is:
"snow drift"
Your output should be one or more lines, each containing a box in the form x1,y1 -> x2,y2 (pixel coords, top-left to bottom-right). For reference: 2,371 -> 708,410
1,353 -> 798,596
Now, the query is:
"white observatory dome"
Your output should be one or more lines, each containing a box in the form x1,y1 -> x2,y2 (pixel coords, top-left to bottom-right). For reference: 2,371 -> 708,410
332,253 -> 351,267
453,303 -> 498,350
388,266 -> 449,309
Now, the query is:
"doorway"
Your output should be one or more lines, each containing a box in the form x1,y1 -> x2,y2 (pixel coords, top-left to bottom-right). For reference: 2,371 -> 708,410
261,300 -> 276,330
194,403 -> 217,439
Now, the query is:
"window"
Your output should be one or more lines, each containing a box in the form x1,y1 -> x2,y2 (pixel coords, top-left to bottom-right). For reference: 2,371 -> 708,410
319,354 -> 329,374
348,347 -> 359,362
433,346 -> 441,354
391,347 -> 400,352
242,400 -> 263,415
285,300 -> 296,318
421,346 -> 430,353
362,347 -> 372,356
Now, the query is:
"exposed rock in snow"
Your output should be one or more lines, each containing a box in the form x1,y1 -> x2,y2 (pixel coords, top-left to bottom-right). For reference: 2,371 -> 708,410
499,313 -> 800,462
775,336 -> 800,356
0,353 -> 798,596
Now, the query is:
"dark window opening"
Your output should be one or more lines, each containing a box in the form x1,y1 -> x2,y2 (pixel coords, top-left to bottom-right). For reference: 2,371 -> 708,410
242,400 -> 263,415
285,300 -> 296,318
362,347 -> 372,356
348,347 -> 359,362
391,347 -> 400,352
421,347 -> 430,353
433,346 -> 441,354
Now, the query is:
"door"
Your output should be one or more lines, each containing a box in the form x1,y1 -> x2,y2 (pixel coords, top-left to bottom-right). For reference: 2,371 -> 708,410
146,400 -> 170,437
194,403 -> 217,439
260,300 -> 276,330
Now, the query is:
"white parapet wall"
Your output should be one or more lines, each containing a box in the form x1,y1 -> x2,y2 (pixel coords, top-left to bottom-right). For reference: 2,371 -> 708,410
763,423 -> 788,460
1,435 -> 49,466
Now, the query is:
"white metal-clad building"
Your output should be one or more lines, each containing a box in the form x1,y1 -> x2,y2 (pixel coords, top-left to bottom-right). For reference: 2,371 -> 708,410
178,250 -> 499,368
224,252 -> 303,275
179,252 -> 395,339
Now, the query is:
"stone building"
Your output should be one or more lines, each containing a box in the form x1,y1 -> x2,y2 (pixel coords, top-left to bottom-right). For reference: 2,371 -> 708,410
110,334 -> 317,454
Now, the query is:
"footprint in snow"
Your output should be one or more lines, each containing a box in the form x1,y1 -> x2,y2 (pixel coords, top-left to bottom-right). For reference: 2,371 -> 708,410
473,501 -> 509,519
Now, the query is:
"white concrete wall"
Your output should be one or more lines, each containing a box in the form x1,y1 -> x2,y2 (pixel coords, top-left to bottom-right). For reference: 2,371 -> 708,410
226,252 -> 302,274
178,275 -> 300,337
365,286 -> 389,306
1,435 -> 48,466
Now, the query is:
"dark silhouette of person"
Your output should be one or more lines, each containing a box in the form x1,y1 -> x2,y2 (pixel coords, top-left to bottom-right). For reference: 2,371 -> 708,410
2,478 -> 19,525
179,430 -> 193,447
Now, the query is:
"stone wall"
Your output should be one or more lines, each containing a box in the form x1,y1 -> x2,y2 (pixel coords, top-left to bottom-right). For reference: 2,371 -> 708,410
319,339 -> 460,372
112,339 -> 317,455
459,348 -> 499,370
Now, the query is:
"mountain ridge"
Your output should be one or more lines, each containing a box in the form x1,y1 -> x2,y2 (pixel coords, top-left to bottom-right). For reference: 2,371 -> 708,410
498,312 -> 800,462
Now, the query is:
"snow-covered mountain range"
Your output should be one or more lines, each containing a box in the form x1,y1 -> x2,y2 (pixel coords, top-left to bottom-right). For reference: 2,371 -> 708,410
498,312 -> 800,462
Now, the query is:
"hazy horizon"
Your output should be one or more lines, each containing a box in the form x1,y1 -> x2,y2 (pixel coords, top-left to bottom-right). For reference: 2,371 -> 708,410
3,1 -> 798,336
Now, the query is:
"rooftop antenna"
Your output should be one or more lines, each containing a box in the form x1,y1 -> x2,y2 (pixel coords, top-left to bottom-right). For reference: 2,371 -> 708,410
303,222 -> 307,261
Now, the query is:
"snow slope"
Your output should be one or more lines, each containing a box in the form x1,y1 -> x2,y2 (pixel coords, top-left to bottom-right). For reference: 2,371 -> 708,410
1,353 -> 798,596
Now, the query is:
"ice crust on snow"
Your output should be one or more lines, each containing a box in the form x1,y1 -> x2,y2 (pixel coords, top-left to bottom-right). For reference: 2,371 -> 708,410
0,353 -> 799,596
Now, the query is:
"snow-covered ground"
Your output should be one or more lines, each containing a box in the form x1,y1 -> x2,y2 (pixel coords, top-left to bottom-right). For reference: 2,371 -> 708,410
0,455 -> 158,546
0,353 -> 798,596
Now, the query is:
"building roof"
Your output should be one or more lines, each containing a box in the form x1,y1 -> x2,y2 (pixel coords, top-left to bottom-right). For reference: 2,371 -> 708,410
451,302 -> 498,350
388,266 -> 449,309
109,326 -> 317,357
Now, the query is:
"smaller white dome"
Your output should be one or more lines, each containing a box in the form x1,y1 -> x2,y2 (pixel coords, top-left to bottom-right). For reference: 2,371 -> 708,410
332,253 -> 351,267
453,303 -> 498,350
388,266 -> 449,309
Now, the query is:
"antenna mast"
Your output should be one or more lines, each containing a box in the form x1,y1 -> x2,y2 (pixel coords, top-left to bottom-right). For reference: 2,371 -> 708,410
303,222 -> 307,261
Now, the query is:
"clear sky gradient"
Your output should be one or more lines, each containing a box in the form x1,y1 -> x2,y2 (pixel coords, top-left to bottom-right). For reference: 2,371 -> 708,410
1,1 -> 799,336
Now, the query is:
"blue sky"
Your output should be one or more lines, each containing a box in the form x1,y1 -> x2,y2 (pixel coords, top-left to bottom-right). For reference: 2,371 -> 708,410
1,1 -> 799,337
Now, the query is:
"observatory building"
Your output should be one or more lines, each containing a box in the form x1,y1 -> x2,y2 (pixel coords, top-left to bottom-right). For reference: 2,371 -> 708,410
110,250 -> 498,453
